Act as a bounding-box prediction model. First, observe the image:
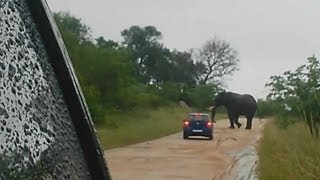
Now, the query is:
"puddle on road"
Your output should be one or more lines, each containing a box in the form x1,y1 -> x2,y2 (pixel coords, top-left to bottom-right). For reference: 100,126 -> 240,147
229,145 -> 258,180
225,133 -> 262,180
224,121 -> 266,180
215,133 -> 262,180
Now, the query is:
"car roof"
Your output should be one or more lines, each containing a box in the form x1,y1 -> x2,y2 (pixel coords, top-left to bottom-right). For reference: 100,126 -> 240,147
188,113 -> 209,116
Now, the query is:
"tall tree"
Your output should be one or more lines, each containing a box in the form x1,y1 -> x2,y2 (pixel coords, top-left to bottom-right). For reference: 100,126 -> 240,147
95,36 -> 119,49
194,37 -> 239,84
54,12 -> 139,121
121,25 -> 162,81
170,51 -> 199,88
146,47 -> 172,85
54,12 -> 91,43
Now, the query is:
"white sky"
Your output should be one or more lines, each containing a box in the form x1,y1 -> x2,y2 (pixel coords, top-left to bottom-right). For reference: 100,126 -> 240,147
47,0 -> 320,99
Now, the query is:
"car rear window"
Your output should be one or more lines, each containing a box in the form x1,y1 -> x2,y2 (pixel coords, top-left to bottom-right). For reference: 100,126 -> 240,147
188,115 -> 209,121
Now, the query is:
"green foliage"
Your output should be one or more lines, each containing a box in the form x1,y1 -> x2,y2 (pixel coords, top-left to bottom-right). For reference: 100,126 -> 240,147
121,25 -> 163,81
258,121 -> 320,180
98,106 -> 189,149
121,25 -> 208,87
54,12 -> 91,42
266,55 -> 320,136
256,99 -> 300,128
256,99 -> 288,117
256,99 -> 277,118
80,82 -> 106,124
76,46 -> 134,106
186,84 -> 221,110
121,25 -> 162,47
60,32 -> 136,123
95,36 -> 119,49
274,114 -> 301,129
135,92 -> 164,109
170,51 -> 200,87
54,12 -> 235,125
54,13 -> 135,124
158,82 -> 182,102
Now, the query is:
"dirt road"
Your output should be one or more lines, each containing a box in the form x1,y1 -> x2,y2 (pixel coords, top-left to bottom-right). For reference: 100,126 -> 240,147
105,118 -> 265,180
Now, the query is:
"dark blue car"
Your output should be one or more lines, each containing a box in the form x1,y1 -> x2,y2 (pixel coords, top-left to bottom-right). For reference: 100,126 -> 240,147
182,113 -> 214,140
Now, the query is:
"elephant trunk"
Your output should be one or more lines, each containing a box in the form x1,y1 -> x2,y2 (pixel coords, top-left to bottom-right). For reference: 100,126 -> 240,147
209,106 -> 217,121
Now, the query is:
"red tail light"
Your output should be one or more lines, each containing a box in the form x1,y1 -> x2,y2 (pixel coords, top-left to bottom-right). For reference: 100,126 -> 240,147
206,121 -> 213,128
183,121 -> 190,127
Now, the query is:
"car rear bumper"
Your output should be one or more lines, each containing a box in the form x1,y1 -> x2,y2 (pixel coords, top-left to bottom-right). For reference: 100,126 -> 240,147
183,128 -> 213,137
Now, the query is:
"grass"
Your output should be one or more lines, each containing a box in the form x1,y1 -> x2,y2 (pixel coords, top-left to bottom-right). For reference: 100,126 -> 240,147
96,106 -> 227,150
258,120 -> 320,180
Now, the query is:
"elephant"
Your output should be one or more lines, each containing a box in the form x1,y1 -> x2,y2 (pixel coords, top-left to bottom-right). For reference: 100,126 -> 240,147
210,91 -> 257,129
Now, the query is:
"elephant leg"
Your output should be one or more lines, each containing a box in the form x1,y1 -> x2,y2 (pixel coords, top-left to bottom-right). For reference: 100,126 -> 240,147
245,116 -> 253,129
229,119 -> 235,129
228,113 -> 235,129
234,115 -> 242,128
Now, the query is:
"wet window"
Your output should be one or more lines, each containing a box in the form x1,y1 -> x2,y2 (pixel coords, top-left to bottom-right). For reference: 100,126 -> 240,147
0,0 -> 91,179
188,115 -> 209,121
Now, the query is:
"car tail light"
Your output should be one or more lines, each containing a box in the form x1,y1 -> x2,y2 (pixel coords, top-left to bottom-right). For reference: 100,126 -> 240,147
183,121 -> 190,127
206,121 -> 213,128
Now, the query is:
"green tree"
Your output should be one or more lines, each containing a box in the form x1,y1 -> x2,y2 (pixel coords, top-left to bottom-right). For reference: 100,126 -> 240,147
121,26 -> 201,92
121,25 -> 163,81
256,98 -> 284,118
158,82 -> 182,102
170,51 -> 200,88
186,84 -> 222,110
54,12 -> 91,43
73,43 -> 135,109
54,12 -> 138,124
266,55 -> 320,136
95,36 -> 119,49
143,46 -> 171,85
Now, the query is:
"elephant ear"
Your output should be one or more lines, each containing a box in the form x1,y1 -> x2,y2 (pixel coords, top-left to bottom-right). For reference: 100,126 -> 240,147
214,89 -> 226,97
218,90 -> 227,96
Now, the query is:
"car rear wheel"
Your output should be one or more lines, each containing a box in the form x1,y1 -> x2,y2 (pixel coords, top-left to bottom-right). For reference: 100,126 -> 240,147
208,135 -> 213,140
183,133 -> 188,139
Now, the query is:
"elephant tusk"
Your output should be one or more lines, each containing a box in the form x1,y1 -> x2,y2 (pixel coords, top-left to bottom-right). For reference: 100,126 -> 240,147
207,106 -> 215,111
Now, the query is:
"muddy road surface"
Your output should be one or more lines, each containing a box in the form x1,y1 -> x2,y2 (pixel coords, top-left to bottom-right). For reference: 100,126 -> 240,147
105,118 -> 265,180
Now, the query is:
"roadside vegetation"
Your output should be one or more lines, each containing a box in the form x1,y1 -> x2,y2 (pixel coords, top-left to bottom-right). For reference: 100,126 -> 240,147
54,12 -> 236,149
258,121 -> 320,180
257,55 -> 320,179
98,107 -> 227,149
97,106 -> 189,149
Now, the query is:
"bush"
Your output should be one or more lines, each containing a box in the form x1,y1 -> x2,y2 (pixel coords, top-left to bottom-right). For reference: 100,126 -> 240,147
186,84 -> 220,110
256,99 -> 280,118
158,82 -> 182,102
256,99 -> 301,128
274,114 -> 300,128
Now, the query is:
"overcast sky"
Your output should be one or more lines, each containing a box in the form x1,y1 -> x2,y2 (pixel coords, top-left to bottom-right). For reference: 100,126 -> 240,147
47,0 -> 320,99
